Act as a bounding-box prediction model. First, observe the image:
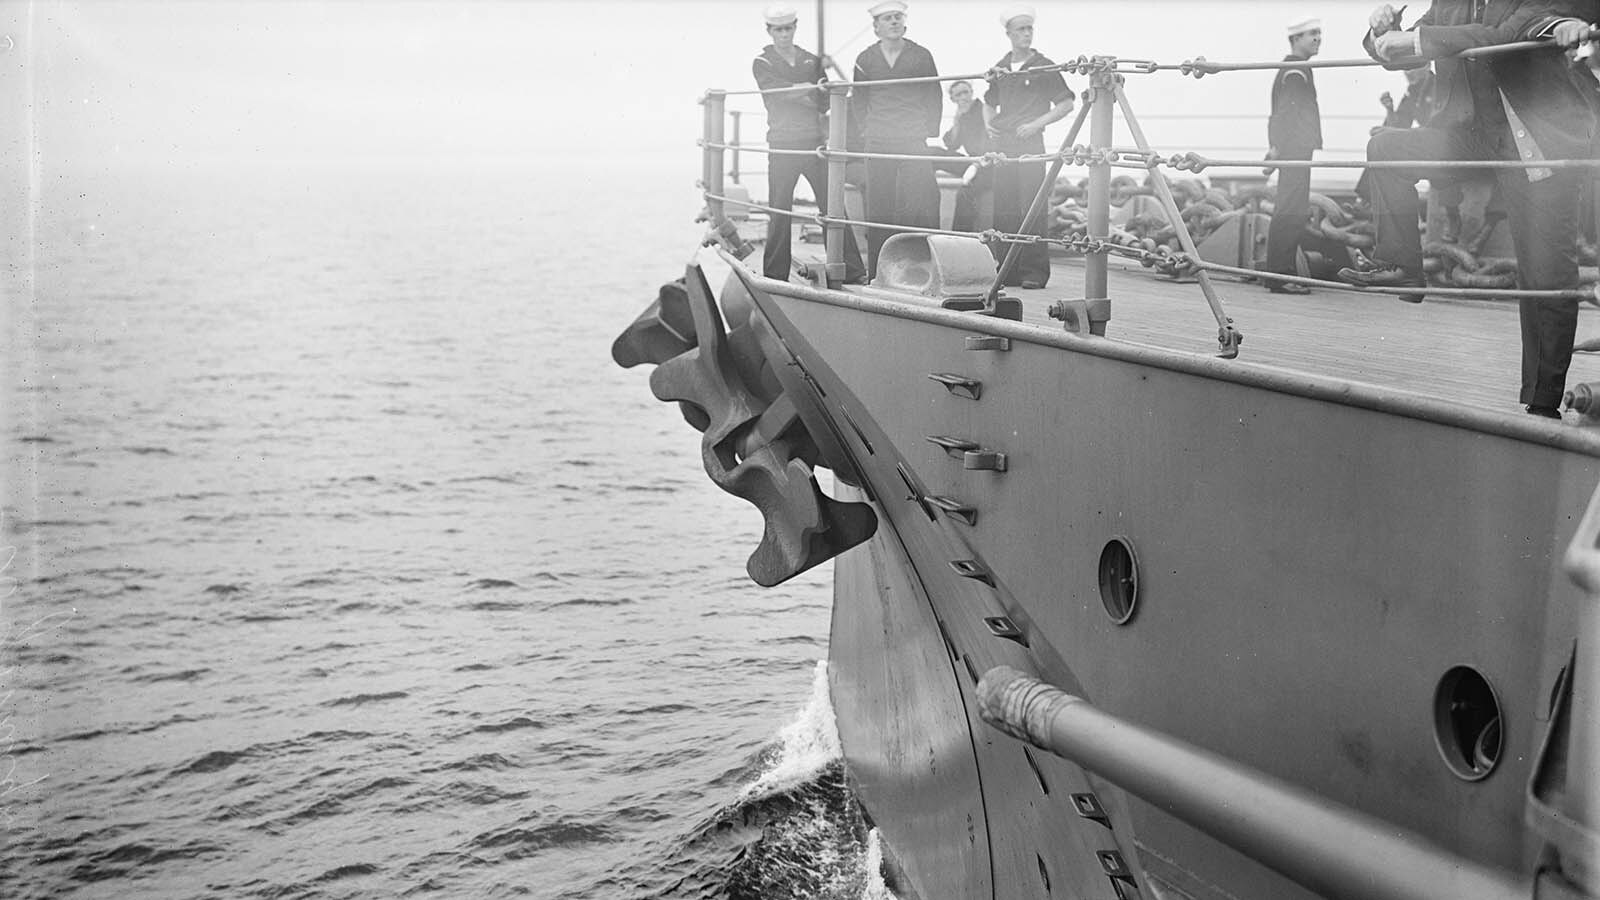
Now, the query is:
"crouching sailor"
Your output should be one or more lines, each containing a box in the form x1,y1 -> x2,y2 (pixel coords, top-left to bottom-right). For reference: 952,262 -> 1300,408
753,3 -> 867,283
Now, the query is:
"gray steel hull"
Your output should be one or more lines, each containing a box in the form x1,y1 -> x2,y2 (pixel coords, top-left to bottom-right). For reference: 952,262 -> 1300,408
723,266 -> 1599,900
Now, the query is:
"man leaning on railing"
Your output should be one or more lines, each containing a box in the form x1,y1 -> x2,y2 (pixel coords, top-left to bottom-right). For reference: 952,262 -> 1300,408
1339,0 -> 1600,419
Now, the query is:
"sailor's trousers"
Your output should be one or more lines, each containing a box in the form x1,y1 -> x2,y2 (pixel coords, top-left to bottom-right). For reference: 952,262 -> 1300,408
764,143 -> 867,283
1362,124 -> 1582,408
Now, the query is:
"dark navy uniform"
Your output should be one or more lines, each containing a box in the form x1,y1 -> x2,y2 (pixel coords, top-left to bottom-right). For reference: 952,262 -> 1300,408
753,44 -> 866,282
1359,0 -> 1599,408
851,39 -> 942,275
1266,57 -> 1323,279
985,52 -> 1073,287
941,102 -> 991,233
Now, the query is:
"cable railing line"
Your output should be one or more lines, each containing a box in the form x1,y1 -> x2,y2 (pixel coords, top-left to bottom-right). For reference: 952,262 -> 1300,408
698,28 -> 1600,360
711,32 -> 1596,99
703,188 -> 1599,305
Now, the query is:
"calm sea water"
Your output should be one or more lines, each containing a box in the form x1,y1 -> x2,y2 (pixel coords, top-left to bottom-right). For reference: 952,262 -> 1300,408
1,161 -> 883,899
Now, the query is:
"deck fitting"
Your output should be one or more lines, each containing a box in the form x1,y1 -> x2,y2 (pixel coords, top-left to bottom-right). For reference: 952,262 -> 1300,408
984,615 -> 1027,646
925,495 -> 978,526
963,450 -> 1008,472
964,335 -> 1011,351
1098,850 -> 1133,880
927,373 -> 983,400
949,559 -> 995,586
1071,792 -> 1111,827
926,434 -> 980,457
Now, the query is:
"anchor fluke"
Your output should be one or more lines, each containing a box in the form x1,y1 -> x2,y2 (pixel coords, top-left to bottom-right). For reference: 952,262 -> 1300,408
617,263 -> 876,586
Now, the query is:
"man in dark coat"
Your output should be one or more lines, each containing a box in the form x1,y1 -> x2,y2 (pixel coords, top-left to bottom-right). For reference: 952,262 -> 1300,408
940,79 -> 991,233
752,3 -> 866,284
983,5 -> 1075,289
1263,17 -> 1324,295
1339,0 -> 1599,417
850,0 -> 942,277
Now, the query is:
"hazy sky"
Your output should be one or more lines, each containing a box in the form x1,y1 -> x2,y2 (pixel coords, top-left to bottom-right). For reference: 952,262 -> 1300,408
10,0 -> 1396,173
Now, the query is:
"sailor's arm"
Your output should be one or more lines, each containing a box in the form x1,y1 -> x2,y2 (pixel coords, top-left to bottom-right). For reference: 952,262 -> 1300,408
753,54 -> 817,119
1364,3 -> 1432,65
1395,3 -> 1585,60
849,55 -> 869,124
1015,89 -> 1076,139
920,49 -> 942,137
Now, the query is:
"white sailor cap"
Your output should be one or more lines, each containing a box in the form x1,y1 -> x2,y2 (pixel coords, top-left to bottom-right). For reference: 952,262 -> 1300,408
1287,17 -> 1322,35
764,3 -> 798,26
867,0 -> 907,18
999,5 -> 1036,28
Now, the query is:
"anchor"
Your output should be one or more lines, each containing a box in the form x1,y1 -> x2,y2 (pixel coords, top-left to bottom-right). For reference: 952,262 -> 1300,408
614,263 -> 876,586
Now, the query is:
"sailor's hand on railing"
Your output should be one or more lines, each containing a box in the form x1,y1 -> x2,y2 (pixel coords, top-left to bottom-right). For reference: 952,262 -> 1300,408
1369,3 -> 1402,36
1262,148 -> 1278,177
1374,30 -> 1419,61
984,66 -> 1007,84
1553,19 -> 1597,49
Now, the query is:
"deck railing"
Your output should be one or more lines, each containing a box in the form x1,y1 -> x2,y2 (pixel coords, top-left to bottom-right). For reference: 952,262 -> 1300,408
701,30 -> 1600,358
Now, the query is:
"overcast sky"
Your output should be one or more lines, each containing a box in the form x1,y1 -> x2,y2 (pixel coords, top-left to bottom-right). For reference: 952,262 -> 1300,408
10,0 -> 1395,173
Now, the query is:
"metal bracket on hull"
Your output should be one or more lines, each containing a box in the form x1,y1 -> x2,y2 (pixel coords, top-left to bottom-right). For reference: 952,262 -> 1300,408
927,373 -> 983,401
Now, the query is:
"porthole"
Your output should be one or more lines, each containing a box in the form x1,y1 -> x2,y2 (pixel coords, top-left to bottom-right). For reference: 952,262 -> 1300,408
1097,537 -> 1139,625
1433,666 -> 1502,781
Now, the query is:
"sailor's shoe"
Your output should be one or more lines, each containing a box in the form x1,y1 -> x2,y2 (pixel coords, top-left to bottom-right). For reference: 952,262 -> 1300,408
1337,263 -> 1425,303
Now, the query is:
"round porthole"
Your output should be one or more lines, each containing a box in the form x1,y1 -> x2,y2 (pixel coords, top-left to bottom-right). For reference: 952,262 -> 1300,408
1097,537 -> 1139,625
1433,666 -> 1502,781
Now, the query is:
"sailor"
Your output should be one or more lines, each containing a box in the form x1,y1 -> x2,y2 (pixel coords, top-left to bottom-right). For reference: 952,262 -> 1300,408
1262,16 -> 1324,295
752,3 -> 868,284
983,5 -> 1075,289
850,0 -> 942,276
940,79 -> 992,233
1380,64 -> 1440,128
1339,1 -> 1599,417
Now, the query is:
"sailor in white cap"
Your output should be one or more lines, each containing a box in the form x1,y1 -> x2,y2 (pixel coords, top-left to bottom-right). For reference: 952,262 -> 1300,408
763,3 -> 797,26
1261,14 -> 1323,294
982,3 -> 1075,288
1286,16 -> 1322,37
851,0 -> 942,275
866,0 -> 907,19
753,2 -> 867,282
997,4 -> 1035,28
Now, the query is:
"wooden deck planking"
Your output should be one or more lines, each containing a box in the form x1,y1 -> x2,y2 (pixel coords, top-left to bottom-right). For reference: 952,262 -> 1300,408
772,230 -> 1600,416
1016,255 -> 1600,415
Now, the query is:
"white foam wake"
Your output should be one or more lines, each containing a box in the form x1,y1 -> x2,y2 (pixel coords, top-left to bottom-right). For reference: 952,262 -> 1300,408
740,659 -> 842,801
860,828 -> 898,900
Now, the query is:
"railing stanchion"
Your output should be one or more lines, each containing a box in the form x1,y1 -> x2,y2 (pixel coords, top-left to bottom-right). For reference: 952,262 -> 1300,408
1112,83 -> 1242,358
703,89 -> 727,224
826,84 -> 849,289
1085,69 -> 1115,310
729,111 -> 742,185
